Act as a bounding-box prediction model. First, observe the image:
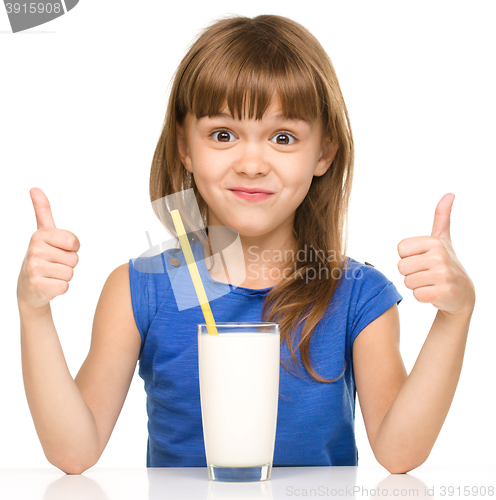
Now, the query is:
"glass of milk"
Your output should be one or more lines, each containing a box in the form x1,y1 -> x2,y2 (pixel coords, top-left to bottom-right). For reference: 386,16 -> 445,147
198,322 -> 280,482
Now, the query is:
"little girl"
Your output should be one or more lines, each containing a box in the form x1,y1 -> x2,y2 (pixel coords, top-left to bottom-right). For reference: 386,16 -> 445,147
17,14 -> 475,475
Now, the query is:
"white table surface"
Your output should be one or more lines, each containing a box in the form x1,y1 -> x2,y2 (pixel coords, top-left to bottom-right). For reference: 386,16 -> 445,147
1,465 -> 494,500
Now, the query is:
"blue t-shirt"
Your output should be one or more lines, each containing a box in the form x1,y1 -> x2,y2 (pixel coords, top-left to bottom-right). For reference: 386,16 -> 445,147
128,241 -> 403,467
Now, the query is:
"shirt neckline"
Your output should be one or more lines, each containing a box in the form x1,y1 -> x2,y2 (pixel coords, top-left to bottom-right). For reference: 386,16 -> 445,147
191,237 -> 273,297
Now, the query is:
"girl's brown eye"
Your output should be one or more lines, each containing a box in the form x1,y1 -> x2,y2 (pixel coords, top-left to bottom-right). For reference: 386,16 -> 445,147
271,133 -> 296,145
213,131 -> 235,142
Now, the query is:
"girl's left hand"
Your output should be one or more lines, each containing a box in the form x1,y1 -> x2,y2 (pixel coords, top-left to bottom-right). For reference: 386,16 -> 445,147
397,193 -> 476,317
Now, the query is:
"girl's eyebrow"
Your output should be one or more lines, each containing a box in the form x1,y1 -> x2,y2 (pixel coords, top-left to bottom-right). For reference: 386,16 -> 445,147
197,112 -> 312,125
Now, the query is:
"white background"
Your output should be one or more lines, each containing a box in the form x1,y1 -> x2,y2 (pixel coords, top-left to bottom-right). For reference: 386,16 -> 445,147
1,1 -> 495,470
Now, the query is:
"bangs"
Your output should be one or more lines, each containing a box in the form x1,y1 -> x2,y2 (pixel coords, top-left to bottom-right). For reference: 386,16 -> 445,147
177,24 -> 326,124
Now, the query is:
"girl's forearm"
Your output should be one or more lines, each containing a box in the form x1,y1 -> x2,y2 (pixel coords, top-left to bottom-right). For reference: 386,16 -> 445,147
19,303 -> 100,474
373,307 -> 473,474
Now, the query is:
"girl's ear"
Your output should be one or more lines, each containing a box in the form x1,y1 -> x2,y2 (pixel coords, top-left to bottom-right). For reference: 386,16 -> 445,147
176,124 -> 193,173
314,137 -> 339,177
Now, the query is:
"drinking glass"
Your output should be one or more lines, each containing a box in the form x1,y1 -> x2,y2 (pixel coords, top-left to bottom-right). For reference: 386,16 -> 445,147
198,322 -> 280,482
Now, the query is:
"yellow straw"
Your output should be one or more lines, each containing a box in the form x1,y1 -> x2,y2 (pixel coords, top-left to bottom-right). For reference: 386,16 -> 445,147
170,209 -> 218,336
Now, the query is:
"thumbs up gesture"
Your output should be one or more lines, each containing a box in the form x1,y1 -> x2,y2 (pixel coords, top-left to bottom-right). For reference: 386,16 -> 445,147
397,193 -> 475,317
17,188 -> 80,313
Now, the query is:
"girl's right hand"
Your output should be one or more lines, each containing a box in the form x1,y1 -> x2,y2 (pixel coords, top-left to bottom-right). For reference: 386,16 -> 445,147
17,188 -> 80,313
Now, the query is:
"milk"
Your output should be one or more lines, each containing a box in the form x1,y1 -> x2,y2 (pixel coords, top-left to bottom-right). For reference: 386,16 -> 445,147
198,332 -> 280,467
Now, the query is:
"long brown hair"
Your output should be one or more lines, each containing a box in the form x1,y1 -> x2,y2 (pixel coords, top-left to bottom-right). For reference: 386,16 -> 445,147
149,14 -> 354,383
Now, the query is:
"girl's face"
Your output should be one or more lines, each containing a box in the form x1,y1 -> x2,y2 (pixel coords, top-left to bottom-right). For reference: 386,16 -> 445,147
177,98 -> 338,241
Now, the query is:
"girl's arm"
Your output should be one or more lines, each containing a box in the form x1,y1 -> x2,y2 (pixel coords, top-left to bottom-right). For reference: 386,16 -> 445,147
353,304 -> 473,473
19,263 -> 141,474
354,194 -> 475,474
18,189 -> 141,474
19,302 -> 100,473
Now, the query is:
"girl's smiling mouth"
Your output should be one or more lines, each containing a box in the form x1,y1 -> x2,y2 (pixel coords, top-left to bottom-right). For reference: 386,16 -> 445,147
228,187 -> 274,201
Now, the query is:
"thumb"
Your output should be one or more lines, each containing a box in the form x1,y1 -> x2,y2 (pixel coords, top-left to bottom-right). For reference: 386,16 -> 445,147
431,192 -> 454,240
30,188 -> 56,229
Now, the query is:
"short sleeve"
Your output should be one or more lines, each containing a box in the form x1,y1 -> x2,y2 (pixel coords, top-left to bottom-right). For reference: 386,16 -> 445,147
128,258 -> 154,357
349,263 -> 403,346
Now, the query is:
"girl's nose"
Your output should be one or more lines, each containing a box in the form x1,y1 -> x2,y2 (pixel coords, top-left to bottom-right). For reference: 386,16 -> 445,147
233,146 -> 270,177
